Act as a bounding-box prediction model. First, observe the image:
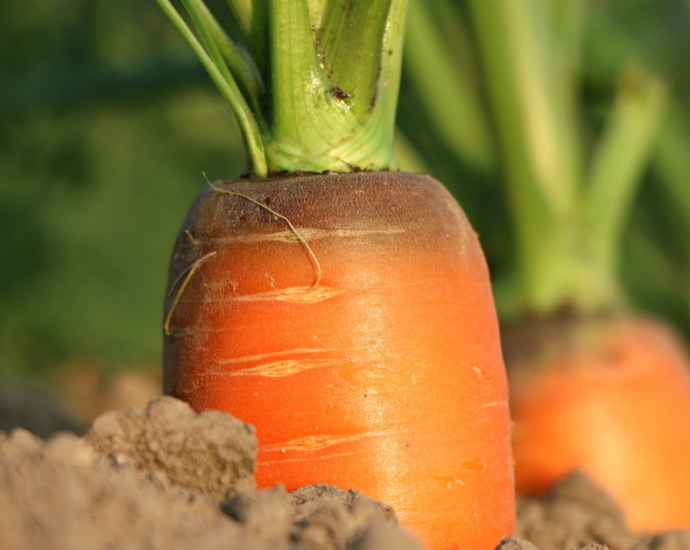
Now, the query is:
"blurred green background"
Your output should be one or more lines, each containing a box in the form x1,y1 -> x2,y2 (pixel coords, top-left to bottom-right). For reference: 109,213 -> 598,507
0,0 -> 249,391
3,0 -> 690,404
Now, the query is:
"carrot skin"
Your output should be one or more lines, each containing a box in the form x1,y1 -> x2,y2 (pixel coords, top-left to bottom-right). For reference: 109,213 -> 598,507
164,172 -> 515,550
506,315 -> 690,531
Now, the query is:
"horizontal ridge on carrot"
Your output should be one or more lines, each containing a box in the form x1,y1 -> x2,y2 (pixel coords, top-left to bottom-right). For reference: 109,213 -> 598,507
154,0 -> 515,548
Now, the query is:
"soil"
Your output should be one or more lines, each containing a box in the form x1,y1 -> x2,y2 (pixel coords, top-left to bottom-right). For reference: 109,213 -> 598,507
1,394 -> 689,550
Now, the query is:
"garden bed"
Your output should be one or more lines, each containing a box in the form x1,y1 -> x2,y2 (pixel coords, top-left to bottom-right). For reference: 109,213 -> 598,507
1,396 -> 688,550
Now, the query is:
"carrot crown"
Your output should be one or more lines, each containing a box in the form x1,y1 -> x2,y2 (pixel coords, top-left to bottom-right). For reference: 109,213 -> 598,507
155,0 -> 409,177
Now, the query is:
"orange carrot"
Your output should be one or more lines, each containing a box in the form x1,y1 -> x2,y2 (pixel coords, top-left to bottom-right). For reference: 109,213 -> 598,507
463,0 -> 682,530
506,315 -> 690,531
163,172 -> 515,550
154,0 -> 515,546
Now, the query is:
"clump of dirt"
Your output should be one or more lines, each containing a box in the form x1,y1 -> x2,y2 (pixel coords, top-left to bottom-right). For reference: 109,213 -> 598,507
515,471 -> 638,550
497,539 -> 611,550
0,396 -> 423,550
1,395 -> 689,550
287,485 -> 404,550
86,396 -> 256,499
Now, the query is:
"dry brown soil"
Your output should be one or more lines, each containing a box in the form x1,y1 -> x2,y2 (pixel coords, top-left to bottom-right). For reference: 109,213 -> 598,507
0,395 -> 689,550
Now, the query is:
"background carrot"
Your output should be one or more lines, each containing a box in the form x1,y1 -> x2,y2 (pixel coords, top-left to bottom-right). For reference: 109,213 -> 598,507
506,316 -> 690,530
156,1 -> 515,549
401,0 -> 690,531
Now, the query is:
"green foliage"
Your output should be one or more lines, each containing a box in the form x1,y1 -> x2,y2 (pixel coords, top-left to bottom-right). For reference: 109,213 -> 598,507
155,0 -> 409,174
5,0 -> 690,382
400,0 -> 687,324
0,0 -> 247,379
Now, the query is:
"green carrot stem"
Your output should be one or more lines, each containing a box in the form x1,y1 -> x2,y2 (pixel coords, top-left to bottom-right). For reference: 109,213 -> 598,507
196,2 -> 266,110
468,0 -> 564,314
157,0 -> 408,174
654,102 -> 690,236
320,0 -> 393,117
467,0 -> 667,317
264,0 -> 406,172
156,0 -> 267,176
224,0 -> 269,78
404,0 -> 493,172
585,68 -> 666,279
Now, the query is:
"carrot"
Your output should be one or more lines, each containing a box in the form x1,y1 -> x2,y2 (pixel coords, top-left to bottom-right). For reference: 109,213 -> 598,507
155,1 -> 515,549
163,172 -> 514,549
506,315 -> 690,530
459,0 -> 690,531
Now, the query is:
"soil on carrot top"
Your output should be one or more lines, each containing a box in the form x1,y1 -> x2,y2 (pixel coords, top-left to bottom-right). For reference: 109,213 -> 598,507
1,394 -> 689,550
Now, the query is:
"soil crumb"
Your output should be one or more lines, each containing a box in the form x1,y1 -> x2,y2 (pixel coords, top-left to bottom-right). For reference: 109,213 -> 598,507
0,396 -> 422,550
86,396 -> 256,498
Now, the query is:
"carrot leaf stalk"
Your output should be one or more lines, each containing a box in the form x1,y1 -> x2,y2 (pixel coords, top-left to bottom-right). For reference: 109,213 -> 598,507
155,0 -> 408,176
467,0 -> 666,318
403,0 -> 493,173
224,0 -> 269,77
156,0 -> 267,176
585,70 -> 667,284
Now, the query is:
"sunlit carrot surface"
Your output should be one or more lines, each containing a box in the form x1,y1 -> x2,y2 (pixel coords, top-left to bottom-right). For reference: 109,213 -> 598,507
507,316 -> 690,531
164,172 -> 515,550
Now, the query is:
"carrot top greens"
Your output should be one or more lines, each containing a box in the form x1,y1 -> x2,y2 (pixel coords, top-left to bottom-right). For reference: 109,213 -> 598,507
468,0 -> 667,317
156,0 -> 409,177
403,0 -> 667,318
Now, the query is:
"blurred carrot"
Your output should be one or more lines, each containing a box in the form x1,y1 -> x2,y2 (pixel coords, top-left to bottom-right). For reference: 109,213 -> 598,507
403,0 -> 690,530
506,315 -> 690,530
